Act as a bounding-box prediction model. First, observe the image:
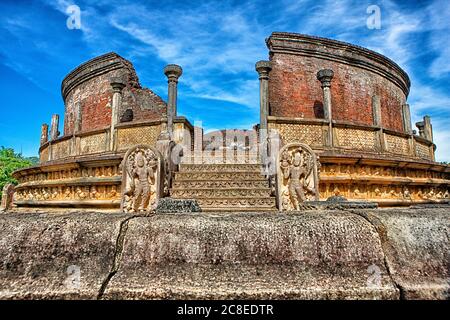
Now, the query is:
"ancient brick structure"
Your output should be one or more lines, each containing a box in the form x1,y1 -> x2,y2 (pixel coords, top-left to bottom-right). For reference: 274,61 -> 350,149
268,33 -> 409,133
62,53 -> 166,135
264,33 -> 448,207
8,32 -> 449,211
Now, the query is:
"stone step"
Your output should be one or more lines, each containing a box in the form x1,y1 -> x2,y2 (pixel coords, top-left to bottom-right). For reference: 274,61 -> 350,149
174,171 -> 267,181
179,163 -> 263,173
170,188 -> 272,198
181,154 -> 260,165
194,197 -> 277,211
172,180 -> 270,189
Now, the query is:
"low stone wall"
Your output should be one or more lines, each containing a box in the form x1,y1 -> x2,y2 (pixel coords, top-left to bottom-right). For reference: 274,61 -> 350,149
0,207 -> 448,299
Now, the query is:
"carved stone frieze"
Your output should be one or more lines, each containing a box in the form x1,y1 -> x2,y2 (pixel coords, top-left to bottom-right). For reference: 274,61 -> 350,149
319,183 -> 449,203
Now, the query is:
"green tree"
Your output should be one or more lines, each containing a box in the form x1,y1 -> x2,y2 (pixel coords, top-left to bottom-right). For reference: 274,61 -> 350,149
0,147 -> 38,197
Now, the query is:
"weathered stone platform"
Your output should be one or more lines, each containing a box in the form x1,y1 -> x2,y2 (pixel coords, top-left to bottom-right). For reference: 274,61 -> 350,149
0,207 -> 448,300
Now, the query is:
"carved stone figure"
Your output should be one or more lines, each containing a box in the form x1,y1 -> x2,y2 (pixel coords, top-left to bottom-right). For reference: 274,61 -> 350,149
42,188 -> 50,200
90,186 -> 98,199
108,186 -> 118,199
403,187 -> 411,200
277,143 -> 320,211
0,184 -> 15,212
374,187 -> 381,197
121,145 -> 163,213
76,187 -> 87,200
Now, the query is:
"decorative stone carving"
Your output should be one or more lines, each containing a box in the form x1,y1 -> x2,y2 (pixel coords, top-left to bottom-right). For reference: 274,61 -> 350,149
156,116 -> 178,197
0,184 -> 15,212
277,143 -> 320,211
121,145 -> 164,213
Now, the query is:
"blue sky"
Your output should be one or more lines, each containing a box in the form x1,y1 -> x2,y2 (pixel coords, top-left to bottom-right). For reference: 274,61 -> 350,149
0,0 -> 449,161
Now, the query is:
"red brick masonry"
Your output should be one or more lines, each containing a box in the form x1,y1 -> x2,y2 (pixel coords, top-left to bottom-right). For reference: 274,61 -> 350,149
267,33 -> 410,133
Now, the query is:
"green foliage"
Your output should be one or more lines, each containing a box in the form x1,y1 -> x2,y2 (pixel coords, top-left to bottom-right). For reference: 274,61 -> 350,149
0,147 -> 37,197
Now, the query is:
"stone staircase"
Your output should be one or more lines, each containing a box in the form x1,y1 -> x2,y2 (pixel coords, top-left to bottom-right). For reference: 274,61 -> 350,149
170,163 -> 277,212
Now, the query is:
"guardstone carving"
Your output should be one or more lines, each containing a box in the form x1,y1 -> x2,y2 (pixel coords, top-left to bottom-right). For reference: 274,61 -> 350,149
277,143 -> 320,211
121,145 -> 164,213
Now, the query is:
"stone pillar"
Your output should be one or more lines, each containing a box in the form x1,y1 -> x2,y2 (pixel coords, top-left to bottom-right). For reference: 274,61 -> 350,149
110,78 -> 126,151
74,102 -> 82,133
423,115 -> 433,142
423,115 -> 435,160
416,121 -> 425,138
371,95 -> 386,151
255,61 -> 272,133
372,95 -> 382,126
317,69 -> 334,147
40,124 -> 49,146
164,64 -> 183,139
50,114 -> 60,141
402,104 -> 412,134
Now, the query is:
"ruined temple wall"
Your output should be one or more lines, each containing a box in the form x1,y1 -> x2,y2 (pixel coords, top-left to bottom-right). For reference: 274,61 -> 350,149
268,33 -> 409,133
62,53 -> 166,137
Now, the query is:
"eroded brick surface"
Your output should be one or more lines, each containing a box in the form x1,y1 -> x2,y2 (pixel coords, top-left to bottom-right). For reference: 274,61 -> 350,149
268,34 -> 408,133
62,53 -> 166,136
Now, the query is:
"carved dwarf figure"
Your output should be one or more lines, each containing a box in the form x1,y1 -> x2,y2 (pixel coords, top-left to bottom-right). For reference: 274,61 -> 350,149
76,187 -> 87,200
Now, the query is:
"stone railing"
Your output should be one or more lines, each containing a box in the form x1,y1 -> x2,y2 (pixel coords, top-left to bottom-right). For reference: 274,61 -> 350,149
39,117 -> 194,163
268,116 -> 435,161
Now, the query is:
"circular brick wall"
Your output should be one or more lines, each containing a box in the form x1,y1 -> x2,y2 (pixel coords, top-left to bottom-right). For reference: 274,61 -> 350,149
61,53 -> 166,136
267,33 -> 410,133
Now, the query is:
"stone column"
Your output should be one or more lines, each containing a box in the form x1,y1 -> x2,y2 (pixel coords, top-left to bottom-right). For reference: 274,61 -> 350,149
74,102 -> 82,133
110,78 -> 126,151
317,69 -> 334,147
423,115 -> 433,142
40,124 -> 49,146
372,95 -> 382,126
255,60 -> 272,133
401,103 -> 414,156
50,114 -> 60,141
402,104 -> 412,134
164,64 -> 183,139
371,95 -> 386,151
416,121 -> 425,138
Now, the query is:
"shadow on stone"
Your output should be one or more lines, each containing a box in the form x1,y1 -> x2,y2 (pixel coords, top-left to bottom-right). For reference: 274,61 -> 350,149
295,196 -> 378,211
156,198 -> 202,214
